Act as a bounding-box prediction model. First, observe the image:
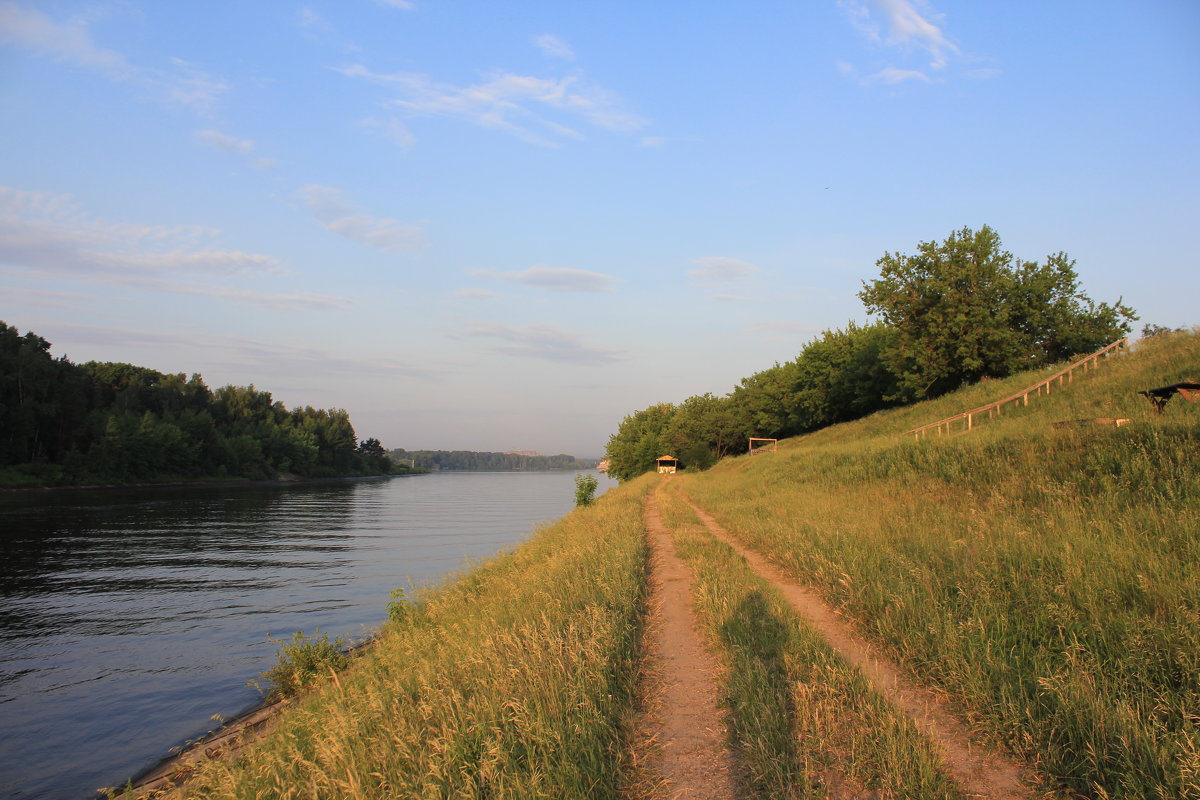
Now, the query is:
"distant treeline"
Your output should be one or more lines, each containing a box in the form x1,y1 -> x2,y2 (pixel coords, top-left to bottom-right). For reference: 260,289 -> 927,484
604,226 -> 1138,482
389,449 -> 598,472
0,321 -> 403,488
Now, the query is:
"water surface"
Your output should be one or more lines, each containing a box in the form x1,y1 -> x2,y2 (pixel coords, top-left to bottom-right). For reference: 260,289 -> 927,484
0,471 -> 611,799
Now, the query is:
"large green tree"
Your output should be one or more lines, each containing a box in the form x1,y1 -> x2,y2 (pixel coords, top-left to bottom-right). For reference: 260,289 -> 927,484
858,225 -> 1136,399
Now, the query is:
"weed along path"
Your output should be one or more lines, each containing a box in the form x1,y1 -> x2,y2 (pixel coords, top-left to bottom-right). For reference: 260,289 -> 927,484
681,493 -> 1035,800
639,490 -> 739,799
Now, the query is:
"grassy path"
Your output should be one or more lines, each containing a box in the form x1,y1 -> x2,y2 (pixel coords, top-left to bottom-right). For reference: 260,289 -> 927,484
637,490 -> 738,799
680,491 -> 1035,800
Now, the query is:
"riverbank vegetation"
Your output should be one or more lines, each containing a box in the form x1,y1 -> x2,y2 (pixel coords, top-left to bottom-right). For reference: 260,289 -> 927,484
681,328 -> 1199,798
389,448 -> 599,471
0,322 -> 402,488
135,476 -> 652,799
604,226 -> 1138,481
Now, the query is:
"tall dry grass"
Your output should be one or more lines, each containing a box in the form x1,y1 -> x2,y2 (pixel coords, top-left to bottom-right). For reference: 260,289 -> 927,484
686,330 -> 1200,798
163,476 -> 654,800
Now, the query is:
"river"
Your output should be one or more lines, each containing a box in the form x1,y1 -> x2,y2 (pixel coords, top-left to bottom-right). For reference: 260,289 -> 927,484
0,471 -> 614,800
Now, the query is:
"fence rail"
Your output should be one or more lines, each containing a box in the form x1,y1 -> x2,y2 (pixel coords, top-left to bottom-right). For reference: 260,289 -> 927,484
904,337 -> 1129,439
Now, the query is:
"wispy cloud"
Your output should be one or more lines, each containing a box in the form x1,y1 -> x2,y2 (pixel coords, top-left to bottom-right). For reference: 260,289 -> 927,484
376,0 -> 414,9
469,265 -> 619,293
839,0 -> 965,86
336,63 -> 646,147
40,322 -> 440,379
865,67 -> 932,85
453,322 -> 626,365
534,34 -> 574,60
0,186 -> 284,276
297,185 -> 425,252
0,1 -> 131,77
0,3 -> 228,114
841,0 -> 958,68
196,129 -> 254,154
689,257 -> 760,283
0,187 -> 357,311
102,275 -> 354,311
452,288 -> 498,300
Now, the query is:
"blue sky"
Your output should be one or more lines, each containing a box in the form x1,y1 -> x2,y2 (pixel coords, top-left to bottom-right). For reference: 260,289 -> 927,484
2,1 -> 1197,458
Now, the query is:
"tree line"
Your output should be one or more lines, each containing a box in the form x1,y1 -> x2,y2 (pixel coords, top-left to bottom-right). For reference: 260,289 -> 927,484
0,322 -> 401,487
604,226 -> 1137,482
389,449 -> 598,472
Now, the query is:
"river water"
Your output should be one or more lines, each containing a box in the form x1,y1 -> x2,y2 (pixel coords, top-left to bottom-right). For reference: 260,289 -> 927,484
0,471 -> 613,800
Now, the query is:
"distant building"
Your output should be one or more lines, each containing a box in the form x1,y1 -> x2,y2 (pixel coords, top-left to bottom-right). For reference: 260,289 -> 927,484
656,455 -> 678,475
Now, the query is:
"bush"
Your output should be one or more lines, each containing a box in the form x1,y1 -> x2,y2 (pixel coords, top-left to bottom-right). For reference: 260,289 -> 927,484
574,472 -> 599,506
251,630 -> 349,699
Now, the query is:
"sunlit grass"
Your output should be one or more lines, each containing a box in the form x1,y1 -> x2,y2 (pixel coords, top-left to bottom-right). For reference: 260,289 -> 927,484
688,330 -> 1200,798
654,482 -> 962,799
148,476 -> 655,800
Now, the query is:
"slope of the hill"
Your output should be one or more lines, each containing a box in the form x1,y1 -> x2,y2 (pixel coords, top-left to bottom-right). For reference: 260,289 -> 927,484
682,330 -> 1199,799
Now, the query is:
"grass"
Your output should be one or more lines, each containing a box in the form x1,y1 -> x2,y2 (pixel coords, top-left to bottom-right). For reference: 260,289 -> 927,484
141,476 -> 654,800
653,481 -> 963,799
685,329 -> 1200,799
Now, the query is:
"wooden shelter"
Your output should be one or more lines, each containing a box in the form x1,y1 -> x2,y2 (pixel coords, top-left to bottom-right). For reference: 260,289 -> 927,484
656,455 -> 678,475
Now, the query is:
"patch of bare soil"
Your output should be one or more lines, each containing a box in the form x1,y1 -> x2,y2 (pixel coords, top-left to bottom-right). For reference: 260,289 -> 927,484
684,495 -> 1035,800
634,490 -> 739,800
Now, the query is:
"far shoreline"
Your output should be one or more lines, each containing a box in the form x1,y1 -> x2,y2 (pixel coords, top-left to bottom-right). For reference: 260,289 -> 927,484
0,472 -> 422,496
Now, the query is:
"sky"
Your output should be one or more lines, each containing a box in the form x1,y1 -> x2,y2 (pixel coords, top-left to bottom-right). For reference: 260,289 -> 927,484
2,1 -> 1198,458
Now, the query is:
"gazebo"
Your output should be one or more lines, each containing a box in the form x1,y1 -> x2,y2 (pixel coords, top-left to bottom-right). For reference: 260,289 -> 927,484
655,455 -> 678,475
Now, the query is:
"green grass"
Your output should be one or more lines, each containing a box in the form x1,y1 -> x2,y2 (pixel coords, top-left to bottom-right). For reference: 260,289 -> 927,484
654,482 -> 963,799
148,476 -> 654,800
686,329 -> 1200,799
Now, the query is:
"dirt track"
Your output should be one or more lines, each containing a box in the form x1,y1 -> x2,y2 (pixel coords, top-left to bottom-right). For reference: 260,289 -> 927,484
680,493 -> 1035,800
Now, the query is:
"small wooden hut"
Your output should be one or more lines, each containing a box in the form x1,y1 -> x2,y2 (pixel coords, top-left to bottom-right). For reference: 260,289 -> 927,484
655,455 -> 678,475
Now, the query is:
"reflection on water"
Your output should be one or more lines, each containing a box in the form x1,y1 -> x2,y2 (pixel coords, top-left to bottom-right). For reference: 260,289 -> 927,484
0,471 -> 612,800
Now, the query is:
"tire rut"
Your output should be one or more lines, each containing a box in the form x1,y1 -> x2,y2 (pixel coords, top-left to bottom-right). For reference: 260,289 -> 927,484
636,490 -> 739,800
682,494 -> 1036,800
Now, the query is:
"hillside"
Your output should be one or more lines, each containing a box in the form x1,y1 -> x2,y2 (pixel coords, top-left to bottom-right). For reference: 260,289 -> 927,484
681,328 -> 1199,797
117,330 -> 1197,800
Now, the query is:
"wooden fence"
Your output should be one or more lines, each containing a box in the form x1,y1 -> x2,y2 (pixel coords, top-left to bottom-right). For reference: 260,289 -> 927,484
904,337 -> 1129,440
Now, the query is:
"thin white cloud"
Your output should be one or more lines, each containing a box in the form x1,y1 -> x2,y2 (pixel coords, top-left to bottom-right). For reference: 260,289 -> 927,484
102,275 -> 353,311
453,322 -> 626,365
841,0 -> 958,69
296,185 -> 425,252
0,187 -> 353,311
0,4 -> 228,114
196,130 -> 254,154
0,1 -> 132,78
874,0 -> 957,69
469,265 -> 619,293
0,186 -> 285,277
337,64 -> 646,146
452,288 -> 498,299
376,0 -> 414,9
534,34 -> 574,60
639,136 -> 667,148
40,322 -> 441,379
689,257 -> 760,283
865,67 -> 932,85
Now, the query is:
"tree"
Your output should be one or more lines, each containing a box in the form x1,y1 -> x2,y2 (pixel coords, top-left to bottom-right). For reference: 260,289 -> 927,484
604,402 -> 676,482
858,225 -> 1136,400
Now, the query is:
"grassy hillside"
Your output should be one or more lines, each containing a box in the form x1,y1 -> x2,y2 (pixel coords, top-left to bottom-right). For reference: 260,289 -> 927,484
131,477 -> 655,800
683,329 -> 1199,798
